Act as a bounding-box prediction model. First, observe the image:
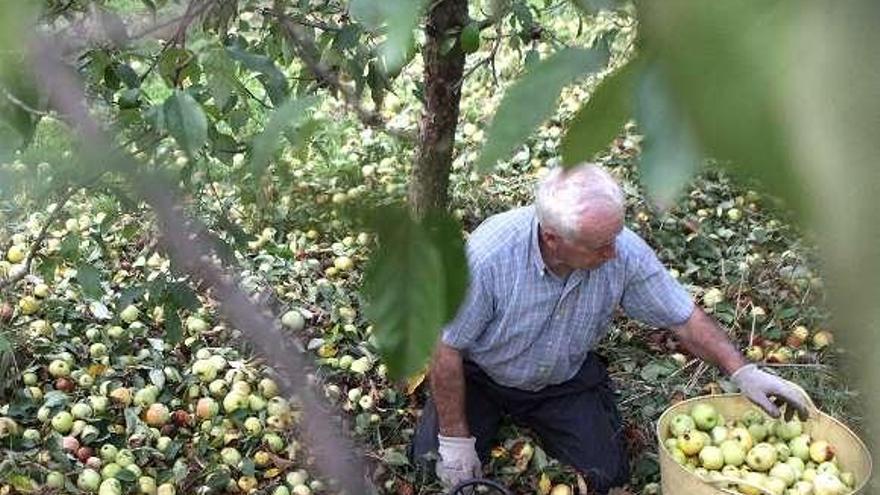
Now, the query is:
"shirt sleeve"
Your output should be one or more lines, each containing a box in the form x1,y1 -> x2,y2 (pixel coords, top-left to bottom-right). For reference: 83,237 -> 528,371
441,264 -> 494,350
621,235 -> 694,328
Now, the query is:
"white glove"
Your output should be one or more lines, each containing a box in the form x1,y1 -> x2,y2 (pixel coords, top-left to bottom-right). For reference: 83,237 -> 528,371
436,435 -> 482,488
732,364 -> 809,419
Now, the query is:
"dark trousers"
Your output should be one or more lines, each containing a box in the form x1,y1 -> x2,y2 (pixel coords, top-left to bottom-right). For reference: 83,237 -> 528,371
410,353 -> 629,494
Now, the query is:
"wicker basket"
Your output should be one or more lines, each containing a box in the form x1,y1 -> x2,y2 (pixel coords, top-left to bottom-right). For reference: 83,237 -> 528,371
656,382 -> 872,495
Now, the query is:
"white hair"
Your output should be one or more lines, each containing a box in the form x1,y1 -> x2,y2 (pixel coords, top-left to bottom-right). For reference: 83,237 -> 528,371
535,164 -> 625,240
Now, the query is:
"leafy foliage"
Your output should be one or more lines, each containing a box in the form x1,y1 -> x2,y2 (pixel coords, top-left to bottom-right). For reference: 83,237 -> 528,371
362,205 -> 467,379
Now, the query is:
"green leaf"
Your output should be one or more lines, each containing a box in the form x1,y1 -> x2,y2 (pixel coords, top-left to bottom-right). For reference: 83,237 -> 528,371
164,302 -> 182,345
0,335 -> 10,353
164,90 -> 208,159
158,47 -> 200,87
561,60 -> 640,167
114,469 -> 136,483
203,49 -> 238,111
167,282 -> 200,311
225,43 -> 289,105
362,206 -> 467,379
634,64 -> 701,208
240,458 -> 255,477
350,0 -> 425,73
382,448 -> 410,467
76,263 -> 104,299
118,286 -> 146,310
422,210 -> 468,323
639,1 -> 802,213
477,47 -> 609,172
250,96 -> 318,178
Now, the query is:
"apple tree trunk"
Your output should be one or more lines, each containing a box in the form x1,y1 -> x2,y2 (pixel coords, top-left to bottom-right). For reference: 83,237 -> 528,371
408,0 -> 468,218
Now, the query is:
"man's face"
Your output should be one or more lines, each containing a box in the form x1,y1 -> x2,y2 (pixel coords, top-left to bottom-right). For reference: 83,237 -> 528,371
545,210 -> 623,271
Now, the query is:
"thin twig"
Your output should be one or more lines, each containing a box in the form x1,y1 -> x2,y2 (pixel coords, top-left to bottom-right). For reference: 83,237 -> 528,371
0,178 -> 100,290
139,0 -> 212,83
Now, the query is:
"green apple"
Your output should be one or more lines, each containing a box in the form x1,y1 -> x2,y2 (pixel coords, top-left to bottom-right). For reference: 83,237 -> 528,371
778,417 -> 804,441
46,471 -> 65,488
89,396 -> 108,414
156,436 -> 172,453
813,472 -> 846,495
743,408 -> 766,426
107,326 -> 125,339
101,462 -> 122,480
77,468 -> 102,492
785,456 -> 806,476
748,423 -> 769,443
222,391 -> 248,413
263,432 -> 284,452
248,394 -> 266,411
6,245 -> 26,263
71,403 -> 93,419
115,448 -> 135,468
99,478 -> 122,495
185,316 -> 209,333
281,310 -> 305,331
120,304 -> 140,323
774,442 -> 791,461
670,414 -> 696,437
678,432 -> 706,456
790,435 -> 811,461
769,462 -> 797,486
51,411 -> 74,433
817,461 -> 840,477
738,472 -> 767,495
691,403 -> 720,431
266,397 -> 291,417
220,447 -> 241,467
89,343 -> 108,359
792,481 -> 815,494
699,445 -> 724,470
731,427 -> 754,451
258,378 -> 279,399
710,425 -> 729,445
48,359 -> 71,378
764,476 -> 787,495
746,443 -> 778,471
138,476 -> 157,495
839,471 -> 855,487
100,444 -> 118,462
157,484 -> 176,495
191,360 -> 217,382
243,417 -> 262,435
720,440 -> 746,467
19,296 -> 41,315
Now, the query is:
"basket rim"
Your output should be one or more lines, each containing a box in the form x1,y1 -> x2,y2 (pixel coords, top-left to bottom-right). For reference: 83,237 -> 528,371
654,392 -> 874,494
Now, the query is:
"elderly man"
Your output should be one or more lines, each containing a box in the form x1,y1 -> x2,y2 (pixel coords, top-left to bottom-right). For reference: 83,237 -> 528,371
410,164 -> 808,493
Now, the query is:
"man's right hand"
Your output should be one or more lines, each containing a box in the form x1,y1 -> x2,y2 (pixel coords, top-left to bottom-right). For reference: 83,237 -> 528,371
436,435 -> 482,488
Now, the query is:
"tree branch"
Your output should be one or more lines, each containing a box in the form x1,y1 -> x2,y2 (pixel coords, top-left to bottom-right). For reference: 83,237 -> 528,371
31,32 -> 370,495
267,6 -> 418,143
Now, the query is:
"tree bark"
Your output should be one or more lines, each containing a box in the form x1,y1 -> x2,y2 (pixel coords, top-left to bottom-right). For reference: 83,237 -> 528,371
408,0 -> 469,218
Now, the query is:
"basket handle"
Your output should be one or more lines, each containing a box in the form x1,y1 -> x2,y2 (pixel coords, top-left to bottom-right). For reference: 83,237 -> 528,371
704,475 -> 775,495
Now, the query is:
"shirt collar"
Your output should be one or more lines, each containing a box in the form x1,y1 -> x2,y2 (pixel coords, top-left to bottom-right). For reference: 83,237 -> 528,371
530,212 -> 550,276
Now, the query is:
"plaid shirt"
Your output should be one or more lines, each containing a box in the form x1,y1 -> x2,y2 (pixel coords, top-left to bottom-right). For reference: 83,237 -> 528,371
442,206 -> 694,391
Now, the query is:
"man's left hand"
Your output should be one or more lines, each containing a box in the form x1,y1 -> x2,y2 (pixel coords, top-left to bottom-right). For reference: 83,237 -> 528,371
732,364 -> 809,420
